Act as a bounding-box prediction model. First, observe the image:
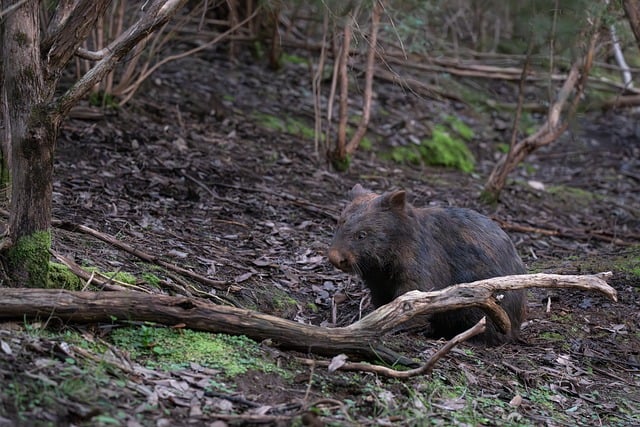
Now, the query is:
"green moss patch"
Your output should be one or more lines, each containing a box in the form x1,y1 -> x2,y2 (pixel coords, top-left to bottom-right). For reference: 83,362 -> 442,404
8,230 -> 51,287
109,326 -> 280,376
48,262 -> 84,290
253,112 -> 316,140
391,123 -> 475,172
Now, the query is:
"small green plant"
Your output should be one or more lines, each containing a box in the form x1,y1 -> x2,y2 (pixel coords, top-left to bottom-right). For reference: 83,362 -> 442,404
281,53 -> 308,65
141,272 -> 162,287
497,143 -> 510,153
88,90 -> 118,108
254,112 -> 317,140
103,270 -> 137,284
330,153 -> 351,172
359,136 -> 373,150
446,115 -> 474,140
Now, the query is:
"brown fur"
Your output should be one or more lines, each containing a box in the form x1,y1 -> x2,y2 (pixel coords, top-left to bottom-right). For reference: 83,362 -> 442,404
328,184 -> 527,345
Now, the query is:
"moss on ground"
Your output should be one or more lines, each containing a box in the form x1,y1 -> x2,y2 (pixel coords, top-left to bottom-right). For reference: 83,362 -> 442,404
390,122 -> 475,172
109,326 -> 282,376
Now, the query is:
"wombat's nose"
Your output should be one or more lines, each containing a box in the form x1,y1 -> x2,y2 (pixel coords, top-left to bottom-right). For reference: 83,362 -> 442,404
327,248 -> 347,269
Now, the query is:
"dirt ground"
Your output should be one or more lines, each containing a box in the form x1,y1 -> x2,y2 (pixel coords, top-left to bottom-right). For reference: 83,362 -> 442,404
1,49 -> 639,426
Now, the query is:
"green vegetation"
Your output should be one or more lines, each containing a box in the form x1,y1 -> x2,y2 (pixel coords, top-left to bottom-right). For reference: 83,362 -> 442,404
547,185 -> 602,209
254,112 -> 316,140
614,246 -> 640,278
358,135 -> 373,150
102,270 -> 137,285
141,272 -> 162,287
88,90 -> 118,108
272,293 -> 298,313
497,143 -> 511,153
47,263 -> 143,290
391,119 -> 475,172
281,53 -> 308,65
446,115 -> 474,140
48,262 -> 85,290
6,363 -> 114,424
3,326 -> 128,426
109,326 -> 281,375
8,230 -> 51,288
539,331 -> 565,342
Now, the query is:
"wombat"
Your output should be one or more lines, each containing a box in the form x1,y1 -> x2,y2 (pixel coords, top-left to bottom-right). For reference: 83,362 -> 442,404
328,184 -> 527,345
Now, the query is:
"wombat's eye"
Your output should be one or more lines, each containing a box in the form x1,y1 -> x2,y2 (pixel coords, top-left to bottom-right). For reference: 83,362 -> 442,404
356,230 -> 367,240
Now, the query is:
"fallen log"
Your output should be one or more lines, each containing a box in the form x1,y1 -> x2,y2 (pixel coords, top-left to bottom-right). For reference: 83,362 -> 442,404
0,273 -> 616,366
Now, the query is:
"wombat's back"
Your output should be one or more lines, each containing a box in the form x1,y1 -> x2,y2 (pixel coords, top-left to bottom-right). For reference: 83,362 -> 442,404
419,207 -> 527,344
421,206 -> 526,286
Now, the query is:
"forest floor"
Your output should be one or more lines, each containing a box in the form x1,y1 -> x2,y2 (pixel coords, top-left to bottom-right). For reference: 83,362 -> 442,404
1,49 -> 639,426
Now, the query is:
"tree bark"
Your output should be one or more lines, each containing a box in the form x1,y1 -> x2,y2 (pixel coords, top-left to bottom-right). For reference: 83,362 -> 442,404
623,0 -> 640,51
1,0 -> 55,285
333,20 -> 352,165
345,0 -> 381,155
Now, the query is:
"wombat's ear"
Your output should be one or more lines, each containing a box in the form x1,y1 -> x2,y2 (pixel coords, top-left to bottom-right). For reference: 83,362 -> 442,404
349,184 -> 370,200
380,190 -> 406,211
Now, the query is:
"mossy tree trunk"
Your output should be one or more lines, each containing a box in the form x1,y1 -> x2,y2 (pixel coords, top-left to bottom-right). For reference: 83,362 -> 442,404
0,0 -> 187,286
1,0 -> 56,286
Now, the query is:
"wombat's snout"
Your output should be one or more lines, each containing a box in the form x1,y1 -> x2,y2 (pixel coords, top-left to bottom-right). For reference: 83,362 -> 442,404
328,247 -> 351,271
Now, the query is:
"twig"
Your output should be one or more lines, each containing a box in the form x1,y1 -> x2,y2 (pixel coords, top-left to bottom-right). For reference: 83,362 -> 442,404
51,250 -> 149,292
509,36 -> 534,152
209,182 -> 339,220
0,0 -> 29,19
50,219 -> 235,291
493,219 -> 640,246
118,5 -> 262,105
297,317 -> 486,378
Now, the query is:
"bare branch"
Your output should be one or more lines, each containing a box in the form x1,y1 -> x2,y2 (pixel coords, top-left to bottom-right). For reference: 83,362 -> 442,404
348,272 -> 615,335
345,0 -> 382,155
335,19 -> 352,159
54,0 -> 187,117
116,4 -> 260,105
0,273 -> 615,366
299,318 -> 487,378
75,47 -> 108,61
0,0 -> 29,19
42,0 -> 112,72
483,20 -> 601,201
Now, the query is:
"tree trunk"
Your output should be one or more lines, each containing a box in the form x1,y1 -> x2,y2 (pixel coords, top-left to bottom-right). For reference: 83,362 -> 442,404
0,0 -> 185,286
1,0 -> 55,286
623,0 -> 640,51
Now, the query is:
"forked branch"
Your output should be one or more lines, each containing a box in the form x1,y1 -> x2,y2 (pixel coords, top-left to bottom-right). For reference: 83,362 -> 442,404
0,273 -> 615,367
